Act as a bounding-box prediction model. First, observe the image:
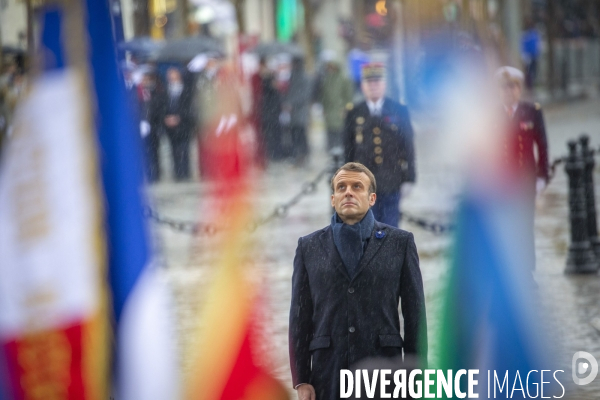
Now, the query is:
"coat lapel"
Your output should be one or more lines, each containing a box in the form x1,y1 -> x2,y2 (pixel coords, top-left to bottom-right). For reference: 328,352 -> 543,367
319,226 -> 351,281
352,222 -> 388,282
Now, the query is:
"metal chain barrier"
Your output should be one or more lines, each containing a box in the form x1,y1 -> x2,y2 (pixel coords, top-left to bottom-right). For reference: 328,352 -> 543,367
401,212 -> 455,235
146,144 -> 600,237
247,167 -> 332,232
144,206 -> 218,236
145,165 -> 333,236
401,144 -> 600,235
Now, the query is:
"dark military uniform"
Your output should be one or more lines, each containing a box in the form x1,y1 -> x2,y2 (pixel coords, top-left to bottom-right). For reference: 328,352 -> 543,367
502,101 -> 549,185
344,98 -> 416,226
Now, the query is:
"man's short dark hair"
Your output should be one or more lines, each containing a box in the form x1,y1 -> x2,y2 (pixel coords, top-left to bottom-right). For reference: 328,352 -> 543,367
331,162 -> 377,194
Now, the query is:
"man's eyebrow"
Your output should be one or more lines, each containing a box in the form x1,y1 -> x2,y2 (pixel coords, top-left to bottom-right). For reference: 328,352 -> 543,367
336,180 -> 364,186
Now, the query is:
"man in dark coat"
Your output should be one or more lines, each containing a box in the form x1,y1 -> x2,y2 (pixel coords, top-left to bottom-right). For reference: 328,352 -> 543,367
289,162 -> 427,400
344,63 -> 416,227
137,71 -> 162,183
157,67 -> 195,181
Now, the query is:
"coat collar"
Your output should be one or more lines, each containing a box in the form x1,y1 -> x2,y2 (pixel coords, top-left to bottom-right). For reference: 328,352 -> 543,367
319,226 -> 349,280
318,220 -> 389,282
358,97 -> 392,116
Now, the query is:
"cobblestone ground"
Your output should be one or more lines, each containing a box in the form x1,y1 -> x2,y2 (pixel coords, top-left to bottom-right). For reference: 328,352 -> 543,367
148,99 -> 600,399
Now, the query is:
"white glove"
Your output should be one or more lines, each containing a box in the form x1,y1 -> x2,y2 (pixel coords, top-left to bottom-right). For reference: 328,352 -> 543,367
401,182 -> 414,198
536,177 -> 547,195
140,120 -> 151,138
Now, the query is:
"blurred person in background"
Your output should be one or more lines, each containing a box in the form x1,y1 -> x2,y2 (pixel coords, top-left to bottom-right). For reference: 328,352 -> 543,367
282,56 -> 310,166
197,64 -> 246,180
344,63 -> 416,227
276,55 -> 293,159
347,41 -> 370,94
157,67 -> 194,181
250,57 -> 269,168
521,19 -> 541,91
3,71 -> 27,117
496,66 -> 549,269
315,51 -> 354,151
0,91 -> 8,160
0,62 -> 17,92
195,56 -> 221,178
496,66 -> 549,193
260,58 -> 283,162
138,71 -> 162,183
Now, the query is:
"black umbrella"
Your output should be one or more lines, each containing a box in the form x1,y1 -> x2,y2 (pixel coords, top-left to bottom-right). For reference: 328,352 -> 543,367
118,36 -> 164,56
155,37 -> 224,62
250,41 -> 304,58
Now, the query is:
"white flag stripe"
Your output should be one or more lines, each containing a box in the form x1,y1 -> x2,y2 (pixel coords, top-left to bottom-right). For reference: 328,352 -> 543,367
118,266 -> 180,400
0,70 -> 100,337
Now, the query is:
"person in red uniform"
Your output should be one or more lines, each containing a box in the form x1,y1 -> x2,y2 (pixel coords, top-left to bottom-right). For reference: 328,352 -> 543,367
496,66 -> 549,194
496,66 -> 549,270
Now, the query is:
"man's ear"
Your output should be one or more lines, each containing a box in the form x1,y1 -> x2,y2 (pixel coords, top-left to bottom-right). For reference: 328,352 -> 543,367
331,194 -> 335,208
369,192 -> 376,206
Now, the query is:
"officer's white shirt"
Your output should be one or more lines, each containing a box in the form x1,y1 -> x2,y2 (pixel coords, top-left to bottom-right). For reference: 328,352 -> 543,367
504,103 -> 518,119
367,98 -> 385,116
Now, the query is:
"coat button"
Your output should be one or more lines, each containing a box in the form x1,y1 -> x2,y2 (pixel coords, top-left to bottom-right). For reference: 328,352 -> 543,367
349,326 -> 355,333
373,137 -> 382,145
375,156 -> 383,164
373,127 -> 381,134
348,287 -> 355,293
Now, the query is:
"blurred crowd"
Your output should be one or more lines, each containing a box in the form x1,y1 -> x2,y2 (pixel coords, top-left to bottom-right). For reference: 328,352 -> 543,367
123,50 -> 356,184
0,60 -> 27,155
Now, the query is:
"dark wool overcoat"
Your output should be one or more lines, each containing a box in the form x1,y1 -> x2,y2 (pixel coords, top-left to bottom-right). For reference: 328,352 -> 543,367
289,221 -> 427,400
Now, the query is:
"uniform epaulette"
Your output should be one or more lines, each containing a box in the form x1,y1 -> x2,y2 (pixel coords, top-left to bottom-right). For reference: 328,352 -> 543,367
345,102 -> 354,111
534,102 -> 541,110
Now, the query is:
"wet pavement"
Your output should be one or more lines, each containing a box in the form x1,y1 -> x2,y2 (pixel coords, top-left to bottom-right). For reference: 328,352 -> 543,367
148,99 -> 600,399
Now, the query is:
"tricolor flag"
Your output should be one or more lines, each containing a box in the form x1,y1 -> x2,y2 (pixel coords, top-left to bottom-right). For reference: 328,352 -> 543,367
0,8 -> 109,400
0,1 -> 178,399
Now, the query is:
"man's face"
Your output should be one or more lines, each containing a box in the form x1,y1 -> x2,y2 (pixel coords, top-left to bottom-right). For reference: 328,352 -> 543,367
361,78 -> 386,102
331,170 -> 376,224
167,68 -> 181,84
500,80 -> 522,106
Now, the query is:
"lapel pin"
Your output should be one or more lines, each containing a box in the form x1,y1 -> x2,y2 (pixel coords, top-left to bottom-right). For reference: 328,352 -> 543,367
375,230 -> 385,239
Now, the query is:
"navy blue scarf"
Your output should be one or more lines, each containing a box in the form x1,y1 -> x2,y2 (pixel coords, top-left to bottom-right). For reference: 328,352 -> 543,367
331,209 -> 375,278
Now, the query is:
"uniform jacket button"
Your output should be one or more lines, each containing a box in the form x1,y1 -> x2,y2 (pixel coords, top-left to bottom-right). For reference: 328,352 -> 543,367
349,326 -> 355,333
348,287 -> 355,293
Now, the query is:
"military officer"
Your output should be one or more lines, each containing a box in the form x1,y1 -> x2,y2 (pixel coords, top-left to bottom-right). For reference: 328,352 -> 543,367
496,66 -> 549,271
343,63 -> 416,227
495,66 -> 549,193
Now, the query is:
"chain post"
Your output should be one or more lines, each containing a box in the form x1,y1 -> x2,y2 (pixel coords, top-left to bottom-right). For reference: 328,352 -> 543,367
579,135 -> 600,266
564,140 -> 597,274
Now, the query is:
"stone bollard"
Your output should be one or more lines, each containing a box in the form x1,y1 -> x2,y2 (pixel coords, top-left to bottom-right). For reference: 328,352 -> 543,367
565,140 -> 597,273
580,135 -> 600,264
